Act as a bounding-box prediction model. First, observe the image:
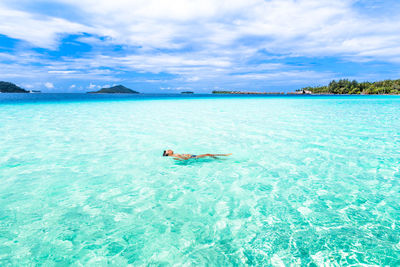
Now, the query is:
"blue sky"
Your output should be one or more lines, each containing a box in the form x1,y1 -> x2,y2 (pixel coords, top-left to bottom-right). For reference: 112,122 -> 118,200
0,0 -> 400,93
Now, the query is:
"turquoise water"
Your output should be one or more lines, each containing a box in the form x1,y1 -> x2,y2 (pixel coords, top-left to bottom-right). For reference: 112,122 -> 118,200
0,95 -> 399,266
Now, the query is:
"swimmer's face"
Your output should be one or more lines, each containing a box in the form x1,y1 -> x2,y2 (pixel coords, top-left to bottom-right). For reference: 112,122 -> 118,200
163,150 -> 173,156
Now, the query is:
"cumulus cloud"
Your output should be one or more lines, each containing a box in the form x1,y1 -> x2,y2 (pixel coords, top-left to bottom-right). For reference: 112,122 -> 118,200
44,82 -> 54,89
88,83 -> 97,89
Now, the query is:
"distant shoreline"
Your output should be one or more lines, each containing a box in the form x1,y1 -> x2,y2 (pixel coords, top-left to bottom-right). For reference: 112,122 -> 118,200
299,78 -> 400,95
1,79 -> 400,95
212,90 -> 285,95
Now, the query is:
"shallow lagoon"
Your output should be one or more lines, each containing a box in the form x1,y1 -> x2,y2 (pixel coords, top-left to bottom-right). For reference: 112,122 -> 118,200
0,94 -> 399,265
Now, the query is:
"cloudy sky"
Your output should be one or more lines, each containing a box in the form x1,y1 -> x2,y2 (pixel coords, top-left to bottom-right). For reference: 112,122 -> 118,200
1,0 -> 400,93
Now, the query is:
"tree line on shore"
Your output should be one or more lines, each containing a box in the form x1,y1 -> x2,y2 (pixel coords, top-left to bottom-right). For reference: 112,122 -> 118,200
299,79 -> 400,95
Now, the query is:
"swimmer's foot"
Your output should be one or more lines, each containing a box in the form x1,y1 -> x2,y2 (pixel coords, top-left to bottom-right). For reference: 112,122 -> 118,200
214,153 -> 232,157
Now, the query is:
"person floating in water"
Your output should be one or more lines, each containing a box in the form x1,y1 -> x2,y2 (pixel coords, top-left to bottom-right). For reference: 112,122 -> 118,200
163,150 -> 232,161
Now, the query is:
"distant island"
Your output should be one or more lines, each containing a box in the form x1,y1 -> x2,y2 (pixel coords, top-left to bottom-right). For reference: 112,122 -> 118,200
88,85 -> 139,94
181,91 -> 194,94
0,81 -> 29,93
299,79 -> 400,95
212,90 -> 284,95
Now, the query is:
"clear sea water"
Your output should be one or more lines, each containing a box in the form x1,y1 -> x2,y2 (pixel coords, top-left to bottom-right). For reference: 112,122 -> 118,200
0,94 -> 399,266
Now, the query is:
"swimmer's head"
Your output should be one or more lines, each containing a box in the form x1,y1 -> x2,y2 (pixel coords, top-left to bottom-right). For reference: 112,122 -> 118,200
163,150 -> 173,156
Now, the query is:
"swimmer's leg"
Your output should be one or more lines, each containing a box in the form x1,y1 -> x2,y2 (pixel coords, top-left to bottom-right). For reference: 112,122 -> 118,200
194,154 -> 215,159
195,153 -> 232,159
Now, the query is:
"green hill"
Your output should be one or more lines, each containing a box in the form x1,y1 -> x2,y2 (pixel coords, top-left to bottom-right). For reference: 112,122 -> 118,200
0,81 -> 29,93
299,79 -> 400,95
88,85 -> 139,94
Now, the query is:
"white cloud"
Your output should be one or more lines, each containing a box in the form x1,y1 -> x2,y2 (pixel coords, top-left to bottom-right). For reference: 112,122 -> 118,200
21,83 -> 34,89
88,83 -> 97,89
50,0 -> 400,59
2,0 -> 400,59
70,84 -> 76,88
186,76 -> 200,82
44,82 -> 54,89
48,70 -> 77,74
0,3 -> 89,49
87,83 -> 103,89
160,86 -> 192,91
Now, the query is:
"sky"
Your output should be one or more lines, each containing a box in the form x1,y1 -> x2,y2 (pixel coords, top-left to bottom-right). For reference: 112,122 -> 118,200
0,0 -> 400,93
